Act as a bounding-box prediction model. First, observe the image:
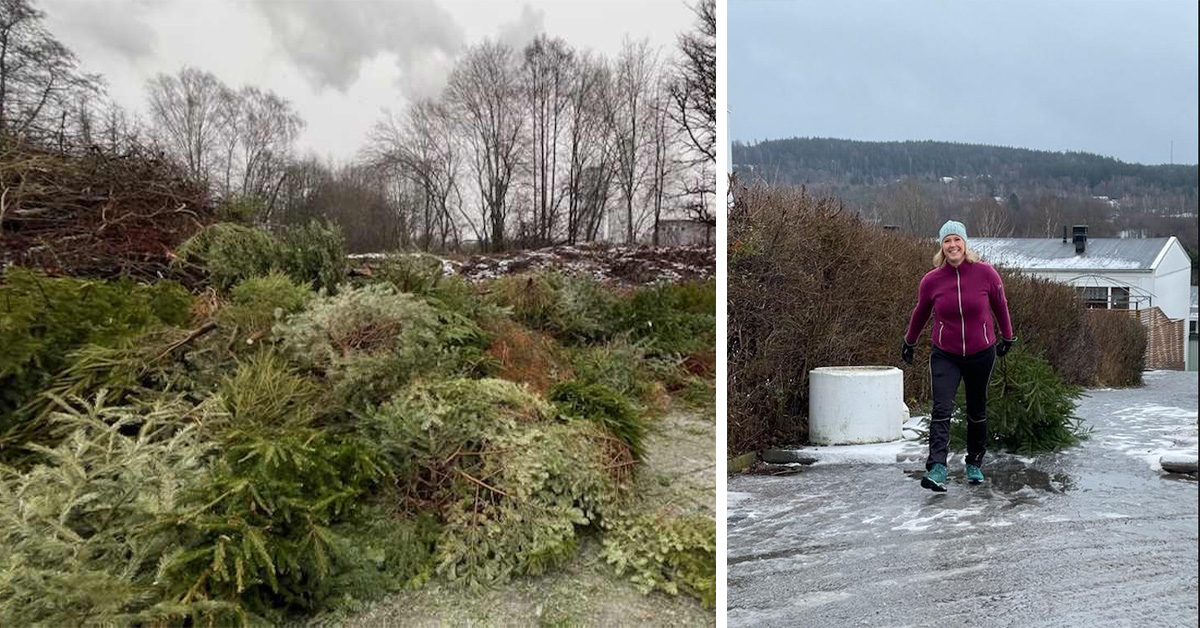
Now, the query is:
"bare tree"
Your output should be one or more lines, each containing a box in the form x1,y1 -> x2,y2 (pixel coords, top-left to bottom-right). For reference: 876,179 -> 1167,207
367,100 -> 465,250
966,195 -> 1013,237
647,77 -> 677,246
611,38 -> 658,244
670,0 -> 715,172
887,178 -> 939,235
562,52 -> 613,244
0,0 -> 101,140
97,100 -> 143,154
683,164 -> 715,244
234,87 -> 303,211
446,40 -> 523,252
273,156 -> 329,227
146,67 -> 231,184
147,69 -> 302,214
521,35 -> 574,246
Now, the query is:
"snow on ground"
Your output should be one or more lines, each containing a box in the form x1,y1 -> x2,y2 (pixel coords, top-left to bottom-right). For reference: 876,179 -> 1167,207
350,244 -> 715,287
1103,401 -> 1198,471
765,416 -> 927,465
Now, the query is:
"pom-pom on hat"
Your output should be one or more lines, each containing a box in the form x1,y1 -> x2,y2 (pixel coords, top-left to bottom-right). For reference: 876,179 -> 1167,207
938,220 -> 968,247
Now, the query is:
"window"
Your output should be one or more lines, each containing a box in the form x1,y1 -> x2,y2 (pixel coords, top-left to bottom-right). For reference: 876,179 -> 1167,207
1111,287 -> 1130,310
1080,286 -> 1108,309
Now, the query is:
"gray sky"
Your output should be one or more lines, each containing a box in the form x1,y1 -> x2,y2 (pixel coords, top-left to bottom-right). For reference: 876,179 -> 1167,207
43,0 -> 693,163
729,0 -> 1199,166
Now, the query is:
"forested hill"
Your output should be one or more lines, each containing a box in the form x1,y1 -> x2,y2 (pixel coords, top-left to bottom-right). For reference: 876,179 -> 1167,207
732,138 -> 1198,196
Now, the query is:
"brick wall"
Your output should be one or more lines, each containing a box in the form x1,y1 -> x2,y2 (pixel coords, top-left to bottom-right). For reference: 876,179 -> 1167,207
1136,307 -> 1185,370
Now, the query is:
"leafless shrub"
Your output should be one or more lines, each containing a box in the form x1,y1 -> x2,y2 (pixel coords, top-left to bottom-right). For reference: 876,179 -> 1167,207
1000,270 -> 1098,386
729,184 -> 929,454
728,183 -> 1108,456
1084,310 -> 1146,387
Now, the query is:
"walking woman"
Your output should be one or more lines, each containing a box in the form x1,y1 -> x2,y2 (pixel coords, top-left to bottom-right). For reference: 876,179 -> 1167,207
901,220 -> 1016,492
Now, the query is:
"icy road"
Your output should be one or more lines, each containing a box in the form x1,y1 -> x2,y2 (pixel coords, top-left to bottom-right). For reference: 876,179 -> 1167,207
727,370 -> 1198,627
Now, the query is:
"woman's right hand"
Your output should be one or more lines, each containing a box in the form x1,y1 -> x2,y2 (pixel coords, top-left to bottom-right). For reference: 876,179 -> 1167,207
901,341 -> 915,365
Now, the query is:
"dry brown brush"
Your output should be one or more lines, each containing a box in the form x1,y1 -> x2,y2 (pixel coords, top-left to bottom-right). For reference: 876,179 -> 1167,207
999,271 -> 1098,386
728,183 -> 1127,456
0,136 -> 213,280
728,185 -> 930,454
1084,310 -> 1146,387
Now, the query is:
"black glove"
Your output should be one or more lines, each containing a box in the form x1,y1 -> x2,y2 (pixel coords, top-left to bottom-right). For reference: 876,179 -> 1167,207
996,336 -> 1017,357
901,341 -> 915,365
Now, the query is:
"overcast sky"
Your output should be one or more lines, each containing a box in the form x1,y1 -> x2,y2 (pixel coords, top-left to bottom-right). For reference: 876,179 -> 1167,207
42,0 -> 693,163
729,0 -> 1199,166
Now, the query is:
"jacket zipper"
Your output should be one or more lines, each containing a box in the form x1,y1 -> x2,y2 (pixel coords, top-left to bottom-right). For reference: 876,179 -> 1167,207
956,267 -> 966,355
983,322 -> 989,345
939,322 -> 944,346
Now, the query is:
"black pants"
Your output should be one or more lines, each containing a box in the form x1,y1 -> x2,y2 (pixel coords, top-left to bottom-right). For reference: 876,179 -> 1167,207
926,345 -> 996,470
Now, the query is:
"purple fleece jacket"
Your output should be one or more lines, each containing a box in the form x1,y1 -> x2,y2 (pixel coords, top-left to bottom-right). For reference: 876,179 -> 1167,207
904,261 -> 1014,356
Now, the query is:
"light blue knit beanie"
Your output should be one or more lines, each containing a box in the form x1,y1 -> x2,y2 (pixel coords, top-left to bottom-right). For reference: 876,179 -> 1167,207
938,220 -> 968,246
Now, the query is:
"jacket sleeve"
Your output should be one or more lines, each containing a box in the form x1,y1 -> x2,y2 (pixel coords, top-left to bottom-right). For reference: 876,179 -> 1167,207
987,266 -> 1015,340
904,274 -> 933,345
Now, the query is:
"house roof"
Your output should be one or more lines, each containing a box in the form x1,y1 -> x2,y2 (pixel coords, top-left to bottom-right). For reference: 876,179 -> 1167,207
970,237 -> 1174,272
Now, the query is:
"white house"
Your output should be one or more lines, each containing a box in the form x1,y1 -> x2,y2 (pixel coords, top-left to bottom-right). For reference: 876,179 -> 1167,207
972,230 -> 1193,371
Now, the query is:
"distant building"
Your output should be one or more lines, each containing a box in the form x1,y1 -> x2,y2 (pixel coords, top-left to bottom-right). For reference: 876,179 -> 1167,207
972,229 -> 1193,371
645,219 -> 713,246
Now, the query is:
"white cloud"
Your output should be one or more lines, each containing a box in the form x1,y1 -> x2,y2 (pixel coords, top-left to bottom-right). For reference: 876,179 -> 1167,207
40,0 -> 694,163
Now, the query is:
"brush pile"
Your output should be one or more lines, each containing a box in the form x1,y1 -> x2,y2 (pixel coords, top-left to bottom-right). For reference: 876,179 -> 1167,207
0,138 -> 213,280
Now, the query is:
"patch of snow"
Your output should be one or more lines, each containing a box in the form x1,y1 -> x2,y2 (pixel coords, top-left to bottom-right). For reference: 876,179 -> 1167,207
984,250 -> 1143,270
891,507 -> 983,532
782,439 -> 924,466
1160,451 -> 1198,473
1103,403 -> 1198,470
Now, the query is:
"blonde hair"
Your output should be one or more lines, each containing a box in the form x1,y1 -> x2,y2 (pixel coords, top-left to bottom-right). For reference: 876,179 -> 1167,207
933,246 -> 981,268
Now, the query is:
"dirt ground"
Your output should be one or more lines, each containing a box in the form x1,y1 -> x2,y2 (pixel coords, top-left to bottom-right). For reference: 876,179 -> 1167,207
315,399 -> 716,628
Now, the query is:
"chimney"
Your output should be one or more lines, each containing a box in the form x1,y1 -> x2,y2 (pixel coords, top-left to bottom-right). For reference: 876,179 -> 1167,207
1062,226 -> 1068,243
1072,225 -> 1088,254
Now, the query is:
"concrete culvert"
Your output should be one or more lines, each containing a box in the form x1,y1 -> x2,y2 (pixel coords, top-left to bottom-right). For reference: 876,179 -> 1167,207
808,366 -> 904,445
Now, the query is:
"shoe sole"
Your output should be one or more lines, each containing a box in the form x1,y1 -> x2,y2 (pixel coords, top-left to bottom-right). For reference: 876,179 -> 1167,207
921,477 -> 947,492
968,478 -> 983,485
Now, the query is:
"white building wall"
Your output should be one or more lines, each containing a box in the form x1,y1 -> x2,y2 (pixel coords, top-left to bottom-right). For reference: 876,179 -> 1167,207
1013,238 -> 1192,369
1152,240 -> 1193,370
1150,239 -> 1192,322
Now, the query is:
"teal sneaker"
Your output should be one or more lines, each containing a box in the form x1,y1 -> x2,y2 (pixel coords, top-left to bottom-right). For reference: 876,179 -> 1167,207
966,464 -> 984,484
921,463 -> 948,492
